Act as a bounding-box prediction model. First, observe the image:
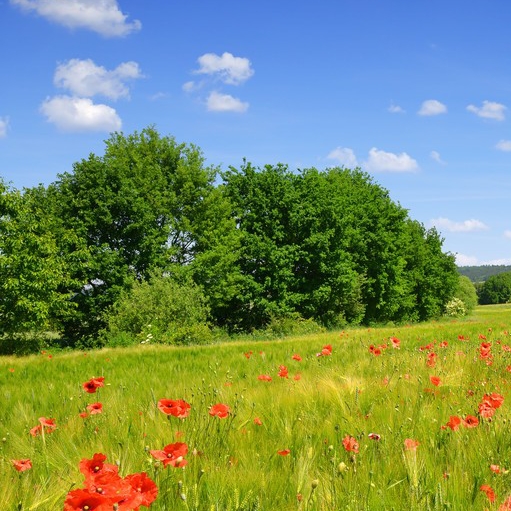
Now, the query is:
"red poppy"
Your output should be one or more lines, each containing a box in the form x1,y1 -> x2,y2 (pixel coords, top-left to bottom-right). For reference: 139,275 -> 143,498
404,438 -> 420,451
82,377 -> 105,394
87,402 -> 103,415
480,484 -> 496,503
479,401 -> 496,419
426,352 -> 437,367
342,435 -> 359,454
253,417 -> 263,426
483,393 -> 504,410
442,415 -> 462,431
317,344 -> 332,357
464,415 -> 479,428
150,442 -> 188,468
491,464 -> 503,474
278,365 -> 289,378
79,412 -> 89,419
429,376 -> 441,387
63,488 -> 112,511
368,433 -> 381,441
244,351 -> 253,359
209,403 -> 230,419
439,341 -> 448,348
157,399 -> 191,419
294,373 -> 301,381
120,472 -> 158,509
257,374 -> 272,381
79,453 -> 119,486
292,354 -> 302,361
12,458 -> 32,472
30,417 -> 57,436
390,336 -> 400,349
500,496 -> 511,510
277,449 -> 291,456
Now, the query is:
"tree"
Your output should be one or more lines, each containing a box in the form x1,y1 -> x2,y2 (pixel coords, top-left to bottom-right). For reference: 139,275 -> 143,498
0,182 -> 77,352
47,127 -> 241,344
453,275 -> 478,313
479,272 -> 511,304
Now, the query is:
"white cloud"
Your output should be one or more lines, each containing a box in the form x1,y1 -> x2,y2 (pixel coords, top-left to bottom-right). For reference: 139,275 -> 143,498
418,99 -> 447,116
504,230 -> 511,240
455,253 -> 479,266
0,117 -> 9,138
53,59 -> 142,100
182,81 -> 196,93
467,100 -> 506,121
206,91 -> 248,113
196,52 -> 254,85
363,147 -> 418,172
10,0 -> 141,37
40,95 -> 121,132
326,147 -> 358,168
430,150 -> 446,165
496,140 -> 511,152
388,103 -> 405,114
484,257 -> 511,265
430,217 -> 489,232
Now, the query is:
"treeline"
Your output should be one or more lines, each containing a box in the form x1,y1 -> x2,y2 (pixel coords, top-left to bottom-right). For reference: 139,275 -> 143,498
0,127 -> 461,353
458,265 -> 511,283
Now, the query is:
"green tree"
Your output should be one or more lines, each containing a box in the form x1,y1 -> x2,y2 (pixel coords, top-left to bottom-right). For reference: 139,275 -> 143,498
479,272 -> 511,304
47,127 -> 241,344
0,182 -> 77,352
453,275 -> 478,313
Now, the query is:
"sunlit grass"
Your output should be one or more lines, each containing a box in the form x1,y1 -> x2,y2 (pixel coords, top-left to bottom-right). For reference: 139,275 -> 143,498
1,304 -> 511,510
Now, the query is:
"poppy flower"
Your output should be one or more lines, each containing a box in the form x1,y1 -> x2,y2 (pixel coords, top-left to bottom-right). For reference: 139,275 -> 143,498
82,377 -> 105,394
317,344 -> 332,357
87,402 -> 103,415
404,438 -> 420,451
79,412 -> 89,419
63,488 -> 112,511
253,417 -> 263,426
368,433 -> 381,441
342,435 -> 359,454
426,352 -> 437,367
150,442 -> 188,468
500,496 -> 511,510
278,365 -> 289,378
442,415 -> 462,431
12,458 -> 32,472
30,417 -> 57,436
209,403 -> 230,419
277,449 -> 291,456
294,373 -> 301,381
464,415 -> 479,428
157,399 -> 191,419
292,354 -> 302,361
480,484 -> 496,503
257,374 -> 272,381
120,472 -> 158,509
491,464 -> 504,474
429,376 -> 441,387
390,336 -> 400,348
483,393 -> 504,410
244,351 -> 253,359
79,453 -> 118,486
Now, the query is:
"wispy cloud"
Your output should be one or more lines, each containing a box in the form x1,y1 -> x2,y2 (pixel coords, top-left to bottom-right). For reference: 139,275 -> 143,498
40,96 -> 121,132
326,147 -> 358,168
430,217 -> 489,232
467,100 -> 506,121
54,59 -> 143,100
388,103 -> 405,114
455,253 -> 479,266
206,91 -> 248,113
10,0 -> 141,37
0,117 -> 9,138
418,99 -> 447,116
504,230 -> 511,240
496,140 -> 511,151
430,150 -> 446,165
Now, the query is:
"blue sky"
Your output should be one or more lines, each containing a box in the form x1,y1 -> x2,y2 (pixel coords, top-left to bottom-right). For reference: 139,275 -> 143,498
1,0 -> 510,266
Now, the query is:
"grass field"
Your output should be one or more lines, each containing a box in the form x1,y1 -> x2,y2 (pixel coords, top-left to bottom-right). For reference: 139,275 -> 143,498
1,304 -> 511,510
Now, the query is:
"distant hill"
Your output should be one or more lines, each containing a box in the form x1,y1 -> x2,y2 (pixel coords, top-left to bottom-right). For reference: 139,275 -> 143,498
458,265 -> 511,283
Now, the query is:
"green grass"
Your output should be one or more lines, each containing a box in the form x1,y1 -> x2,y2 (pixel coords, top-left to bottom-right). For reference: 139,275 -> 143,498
1,305 -> 511,510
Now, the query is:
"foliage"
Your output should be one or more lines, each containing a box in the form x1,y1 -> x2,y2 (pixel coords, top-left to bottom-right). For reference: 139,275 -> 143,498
453,275 -> 478,313
222,163 -> 458,330
444,297 -> 467,317
0,182 -> 81,353
458,264 -> 511,283
103,273 -> 212,346
45,127 -> 240,344
479,271 -> 511,305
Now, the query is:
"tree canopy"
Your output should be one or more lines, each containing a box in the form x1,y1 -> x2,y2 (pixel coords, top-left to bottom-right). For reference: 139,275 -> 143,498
0,127 -> 460,352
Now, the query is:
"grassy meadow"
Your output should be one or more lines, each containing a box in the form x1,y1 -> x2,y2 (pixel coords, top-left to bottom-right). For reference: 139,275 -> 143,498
2,304 -> 511,510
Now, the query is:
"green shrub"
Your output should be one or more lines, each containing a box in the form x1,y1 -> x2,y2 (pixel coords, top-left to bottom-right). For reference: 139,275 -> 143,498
103,274 -> 212,346
453,275 -> 478,313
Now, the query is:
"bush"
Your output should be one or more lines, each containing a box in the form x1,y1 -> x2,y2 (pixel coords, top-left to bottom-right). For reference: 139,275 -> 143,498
479,272 -> 511,305
453,275 -> 478,314
103,274 -> 212,346
444,298 -> 467,317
